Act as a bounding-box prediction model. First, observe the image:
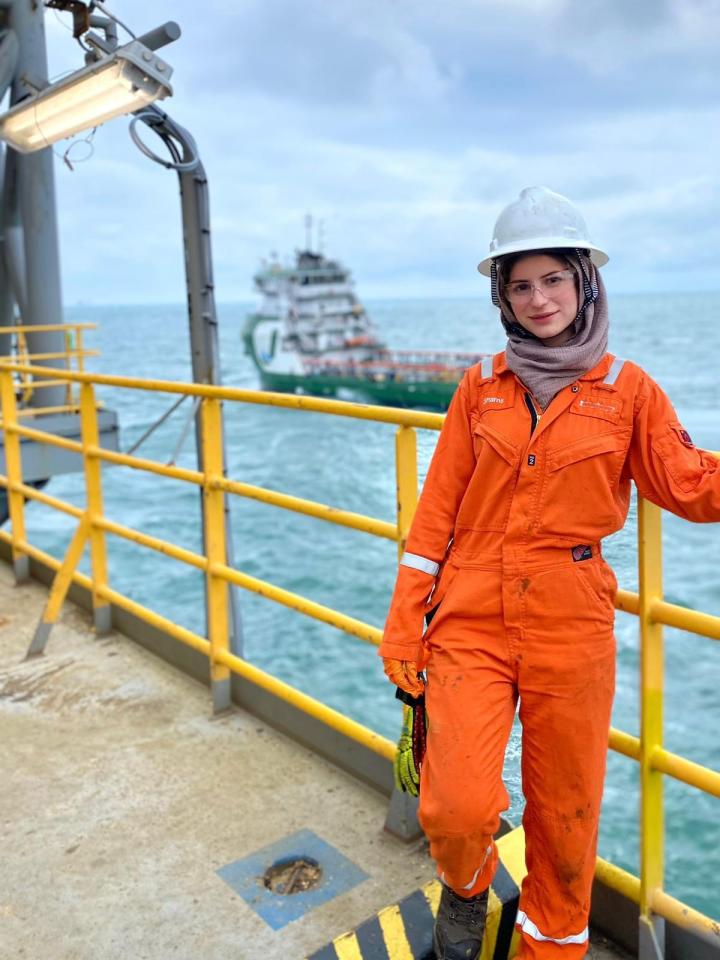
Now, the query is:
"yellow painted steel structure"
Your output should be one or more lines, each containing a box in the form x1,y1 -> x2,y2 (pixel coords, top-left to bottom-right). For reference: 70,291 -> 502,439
80,382 -> 110,628
0,323 -> 97,412
0,361 -> 718,947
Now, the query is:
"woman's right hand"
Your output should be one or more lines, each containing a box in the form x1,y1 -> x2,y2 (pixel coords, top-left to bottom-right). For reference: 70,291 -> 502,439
382,657 -> 425,698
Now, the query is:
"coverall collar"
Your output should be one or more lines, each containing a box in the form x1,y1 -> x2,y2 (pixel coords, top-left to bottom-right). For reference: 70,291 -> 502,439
497,351 -> 617,445
496,350 -> 614,384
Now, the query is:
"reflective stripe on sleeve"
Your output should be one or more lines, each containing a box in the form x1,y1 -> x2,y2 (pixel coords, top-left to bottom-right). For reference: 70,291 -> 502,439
604,356 -> 625,386
516,910 -> 588,946
480,356 -> 494,380
400,552 -> 440,576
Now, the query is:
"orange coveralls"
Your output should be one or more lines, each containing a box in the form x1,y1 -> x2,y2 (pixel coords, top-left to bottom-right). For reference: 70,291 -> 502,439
379,351 -> 720,958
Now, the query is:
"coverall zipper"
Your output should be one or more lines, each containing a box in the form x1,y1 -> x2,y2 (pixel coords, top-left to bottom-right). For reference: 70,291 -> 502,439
524,392 -> 541,435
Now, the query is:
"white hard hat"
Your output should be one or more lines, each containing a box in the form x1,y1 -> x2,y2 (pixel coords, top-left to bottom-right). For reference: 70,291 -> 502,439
477,186 -> 609,276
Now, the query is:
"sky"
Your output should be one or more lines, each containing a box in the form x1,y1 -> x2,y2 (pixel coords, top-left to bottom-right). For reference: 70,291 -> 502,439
37,0 -> 720,303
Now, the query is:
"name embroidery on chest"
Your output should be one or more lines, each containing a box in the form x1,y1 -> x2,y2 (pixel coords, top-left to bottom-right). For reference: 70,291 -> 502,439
576,398 -> 619,415
483,397 -> 504,405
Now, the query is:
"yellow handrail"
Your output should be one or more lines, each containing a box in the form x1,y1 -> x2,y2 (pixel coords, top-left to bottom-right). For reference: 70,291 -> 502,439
0,361 -> 446,428
1,349 -> 99,361
215,475 -> 398,541
0,325 -> 98,413
0,323 -> 96,333
0,362 -> 717,942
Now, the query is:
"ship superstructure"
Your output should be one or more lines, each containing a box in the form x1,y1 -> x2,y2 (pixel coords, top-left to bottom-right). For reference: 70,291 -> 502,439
247,249 -> 383,371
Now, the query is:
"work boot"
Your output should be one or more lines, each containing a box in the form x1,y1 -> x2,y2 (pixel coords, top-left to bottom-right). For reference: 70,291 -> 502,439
433,884 -> 488,960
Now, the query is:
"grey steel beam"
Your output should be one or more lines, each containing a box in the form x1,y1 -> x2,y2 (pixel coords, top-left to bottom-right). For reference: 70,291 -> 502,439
9,0 -> 67,408
0,26 -> 18,100
1,144 -> 26,319
0,147 -> 15,361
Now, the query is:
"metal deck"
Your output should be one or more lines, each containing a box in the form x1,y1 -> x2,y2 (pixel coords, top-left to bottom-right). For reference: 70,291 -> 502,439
0,565 -> 631,959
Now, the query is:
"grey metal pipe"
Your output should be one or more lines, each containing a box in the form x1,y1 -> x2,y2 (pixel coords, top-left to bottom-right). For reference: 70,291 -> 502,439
136,22 -> 181,52
88,14 -> 117,50
136,106 -> 244,677
4,224 -> 26,318
9,0 -> 67,408
0,27 -> 18,100
179,156 -> 243,666
2,142 -> 26,319
0,147 -> 15,360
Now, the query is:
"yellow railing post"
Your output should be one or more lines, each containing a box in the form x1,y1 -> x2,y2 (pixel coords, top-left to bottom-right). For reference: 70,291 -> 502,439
80,382 -> 112,634
201,397 -> 231,713
26,513 -> 90,657
65,328 -> 75,406
638,496 -> 666,959
395,426 -> 418,560
0,367 -> 29,581
74,326 -> 85,409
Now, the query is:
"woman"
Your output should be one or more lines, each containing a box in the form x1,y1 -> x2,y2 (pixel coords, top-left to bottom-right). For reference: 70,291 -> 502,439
379,186 -> 720,959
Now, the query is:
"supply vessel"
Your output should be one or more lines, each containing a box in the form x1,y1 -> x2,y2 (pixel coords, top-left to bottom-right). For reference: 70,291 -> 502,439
242,247 -> 487,410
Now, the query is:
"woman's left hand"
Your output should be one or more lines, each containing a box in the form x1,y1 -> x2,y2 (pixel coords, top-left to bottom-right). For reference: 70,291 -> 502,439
383,657 -> 425,698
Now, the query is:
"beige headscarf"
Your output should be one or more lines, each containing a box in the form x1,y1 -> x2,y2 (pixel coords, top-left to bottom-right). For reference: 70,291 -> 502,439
492,251 -> 609,409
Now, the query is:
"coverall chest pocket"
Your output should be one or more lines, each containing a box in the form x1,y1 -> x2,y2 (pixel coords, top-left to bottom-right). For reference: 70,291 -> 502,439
539,429 -> 631,541
458,417 -> 520,533
471,417 -> 520,466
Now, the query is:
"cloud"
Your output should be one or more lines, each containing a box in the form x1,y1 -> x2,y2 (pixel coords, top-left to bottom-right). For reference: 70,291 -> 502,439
29,0 -> 720,303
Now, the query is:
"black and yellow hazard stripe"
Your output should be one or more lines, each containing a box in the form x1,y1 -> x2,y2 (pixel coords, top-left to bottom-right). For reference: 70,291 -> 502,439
305,827 -> 527,960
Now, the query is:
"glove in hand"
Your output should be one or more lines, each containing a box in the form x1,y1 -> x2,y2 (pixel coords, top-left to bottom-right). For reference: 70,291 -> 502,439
383,657 -> 424,698
394,690 -> 427,797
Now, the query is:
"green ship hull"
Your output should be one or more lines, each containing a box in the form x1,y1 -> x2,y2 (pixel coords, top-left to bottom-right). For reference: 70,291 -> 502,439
255,368 -> 459,410
243,317 -> 463,411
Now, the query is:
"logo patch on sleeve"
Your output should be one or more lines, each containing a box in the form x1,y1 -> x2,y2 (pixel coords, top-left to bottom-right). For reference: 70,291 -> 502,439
572,545 -> 593,562
674,426 -> 694,447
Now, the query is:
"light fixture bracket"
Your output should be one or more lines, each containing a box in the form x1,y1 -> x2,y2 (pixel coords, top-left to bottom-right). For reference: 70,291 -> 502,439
0,38 -> 173,153
44,0 -> 91,40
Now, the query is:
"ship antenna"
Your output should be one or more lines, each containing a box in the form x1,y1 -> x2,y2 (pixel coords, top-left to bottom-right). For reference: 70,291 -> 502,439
318,218 -> 325,254
304,212 -> 313,252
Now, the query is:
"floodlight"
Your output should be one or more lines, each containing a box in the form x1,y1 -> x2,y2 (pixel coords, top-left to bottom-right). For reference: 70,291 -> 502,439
0,39 -> 173,153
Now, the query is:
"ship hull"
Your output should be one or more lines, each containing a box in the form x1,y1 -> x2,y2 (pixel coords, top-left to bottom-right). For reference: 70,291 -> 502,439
242,316 -> 461,410
255,368 -> 459,410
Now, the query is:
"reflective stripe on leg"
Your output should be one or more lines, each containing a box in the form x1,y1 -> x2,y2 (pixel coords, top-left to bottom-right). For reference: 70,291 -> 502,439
440,844 -> 494,893
516,910 -> 589,946
460,845 -> 493,892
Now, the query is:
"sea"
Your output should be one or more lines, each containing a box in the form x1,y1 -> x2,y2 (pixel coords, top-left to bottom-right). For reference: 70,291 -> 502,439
26,294 -> 720,920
